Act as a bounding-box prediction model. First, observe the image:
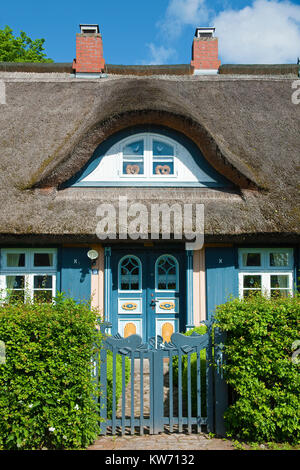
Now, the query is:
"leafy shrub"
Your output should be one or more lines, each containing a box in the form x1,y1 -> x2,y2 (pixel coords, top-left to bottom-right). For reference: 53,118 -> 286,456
172,325 -> 207,416
215,295 -> 300,443
0,295 -> 101,449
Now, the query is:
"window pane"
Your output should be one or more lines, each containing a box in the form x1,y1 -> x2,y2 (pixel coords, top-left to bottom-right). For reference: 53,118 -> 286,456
34,275 -> 53,289
6,275 -> 25,289
153,161 -> 174,175
119,257 -> 141,290
5,276 -> 25,303
6,253 -> 25,267
34,253 -> 54,267
6,290 -> 25,303
271,290 -> 289,298
270,253 -> 289,267
243,275 -> 261,289
153,140 -> 174,156
242,253 -> 261,267
123,140 -> 144,155
243,289 -> 261,298
123,160 -> 144,175
33,291 -> 53,303
156,256 -> 178,290
271,275 -> 289,289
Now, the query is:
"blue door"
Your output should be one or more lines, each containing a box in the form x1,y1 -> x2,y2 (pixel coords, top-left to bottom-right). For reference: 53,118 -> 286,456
111,248 -> 186,342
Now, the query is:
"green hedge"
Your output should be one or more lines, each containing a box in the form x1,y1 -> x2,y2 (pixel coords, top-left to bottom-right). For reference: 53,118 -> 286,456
172,325 -> 207,416
0,296 -> 101,450
215,295 -> 300,443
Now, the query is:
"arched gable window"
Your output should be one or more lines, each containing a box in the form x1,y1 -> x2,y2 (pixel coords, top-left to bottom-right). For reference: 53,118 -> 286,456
67,127 -> 230,188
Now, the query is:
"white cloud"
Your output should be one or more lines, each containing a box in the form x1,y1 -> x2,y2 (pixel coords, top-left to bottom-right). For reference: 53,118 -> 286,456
214,0 -> 300,63
142,43 -> 176,65
142,0 -> 300,64
159,0 -> 210,38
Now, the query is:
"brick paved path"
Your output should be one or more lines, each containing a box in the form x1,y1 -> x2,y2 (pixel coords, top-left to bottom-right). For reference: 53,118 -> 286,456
89,434 -> 235,450
116,358 -> 178,420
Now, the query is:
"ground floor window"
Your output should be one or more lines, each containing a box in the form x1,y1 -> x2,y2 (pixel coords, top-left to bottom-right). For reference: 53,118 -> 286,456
0,248 -> 57,303
238,248 -> 294,298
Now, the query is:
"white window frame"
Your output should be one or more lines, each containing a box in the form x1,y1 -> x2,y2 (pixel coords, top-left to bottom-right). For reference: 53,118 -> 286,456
0,248 -> 57,303
119,134 -> 178,180
238,248 -> 294,299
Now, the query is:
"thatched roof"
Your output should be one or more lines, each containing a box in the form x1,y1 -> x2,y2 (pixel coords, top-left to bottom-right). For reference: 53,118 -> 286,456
0,69 -> 299,243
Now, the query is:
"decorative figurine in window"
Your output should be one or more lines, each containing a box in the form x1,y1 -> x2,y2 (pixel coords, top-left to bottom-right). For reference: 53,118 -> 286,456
155,165 -> 171,175
126,164 -> 140,174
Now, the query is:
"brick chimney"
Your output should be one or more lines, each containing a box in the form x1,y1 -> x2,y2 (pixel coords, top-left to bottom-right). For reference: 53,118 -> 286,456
73,24 -> 105,77
191,27 -> 221,75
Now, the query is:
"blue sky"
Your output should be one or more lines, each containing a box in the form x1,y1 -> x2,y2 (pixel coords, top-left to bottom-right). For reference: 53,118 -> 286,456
0,0 -> 300,64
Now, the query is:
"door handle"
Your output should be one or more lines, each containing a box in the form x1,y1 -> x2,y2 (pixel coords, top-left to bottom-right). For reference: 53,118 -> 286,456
150,300 -> 158,307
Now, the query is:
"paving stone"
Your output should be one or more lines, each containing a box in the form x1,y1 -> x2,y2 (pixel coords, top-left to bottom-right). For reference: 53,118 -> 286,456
88,434 -> 235,450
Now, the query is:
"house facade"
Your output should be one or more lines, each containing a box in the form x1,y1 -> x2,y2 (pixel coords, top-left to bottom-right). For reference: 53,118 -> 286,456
0,25 -> 299,342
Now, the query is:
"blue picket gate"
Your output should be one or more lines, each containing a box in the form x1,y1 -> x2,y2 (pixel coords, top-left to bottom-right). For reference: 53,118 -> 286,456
96,322 -> 226,436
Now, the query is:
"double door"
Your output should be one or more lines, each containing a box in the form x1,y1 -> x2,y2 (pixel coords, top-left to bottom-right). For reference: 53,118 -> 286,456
111,248 -> 186,342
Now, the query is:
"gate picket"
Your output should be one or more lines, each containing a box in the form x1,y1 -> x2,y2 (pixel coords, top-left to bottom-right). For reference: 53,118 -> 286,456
196,348 -> 201,433
97,322 -> 226,436
168,351 -> 174,433
121,354 -> 126,435
139,353 -> 144,436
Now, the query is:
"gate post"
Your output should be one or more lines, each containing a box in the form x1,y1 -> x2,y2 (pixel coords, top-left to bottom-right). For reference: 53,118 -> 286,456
206,328 -> 214,433
99,347 -> 107,435
214,327 -> 228,437
151,349 -> 164,434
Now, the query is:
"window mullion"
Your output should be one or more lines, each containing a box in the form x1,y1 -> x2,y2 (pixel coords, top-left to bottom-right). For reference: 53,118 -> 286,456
25,274 -> 33,302
262,272 -> 270,298
238,273 -> 243,298
146,135 -> 151,178
52,275 -> 57,300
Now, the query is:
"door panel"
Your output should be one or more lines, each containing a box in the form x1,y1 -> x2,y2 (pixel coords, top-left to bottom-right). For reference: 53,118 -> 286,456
111,248 -> 186,341
151,254 -> 180,342
112,253 -> 145,339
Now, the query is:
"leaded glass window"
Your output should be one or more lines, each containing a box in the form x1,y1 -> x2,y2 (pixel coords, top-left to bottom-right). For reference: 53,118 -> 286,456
156,255 -> 178,291
119,256 -> 141,291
